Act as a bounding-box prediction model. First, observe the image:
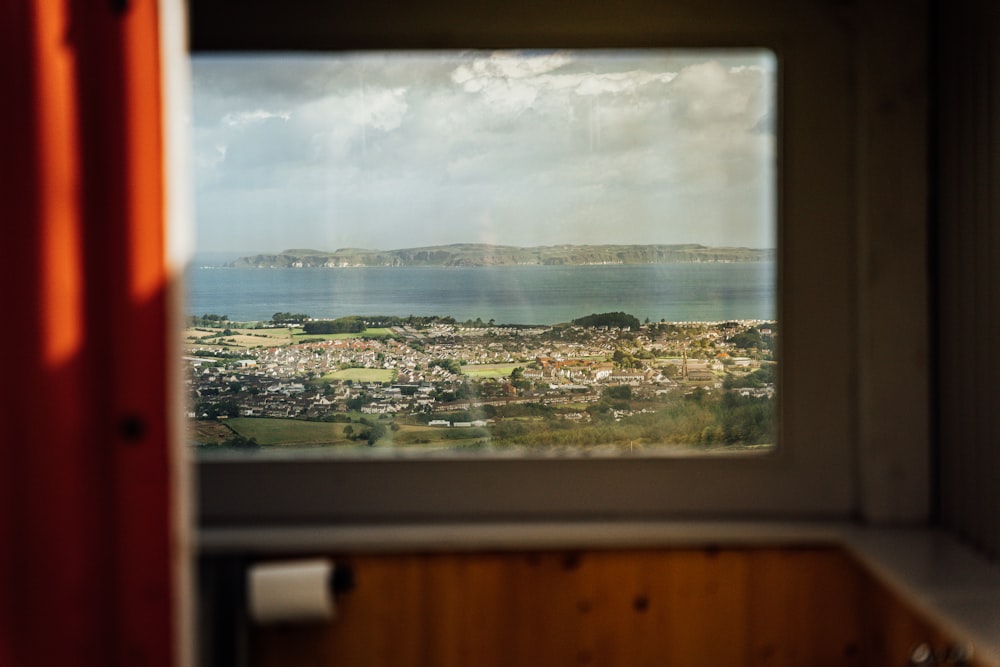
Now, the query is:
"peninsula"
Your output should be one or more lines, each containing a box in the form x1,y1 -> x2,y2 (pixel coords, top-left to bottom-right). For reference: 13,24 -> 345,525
228,243 -> 774,268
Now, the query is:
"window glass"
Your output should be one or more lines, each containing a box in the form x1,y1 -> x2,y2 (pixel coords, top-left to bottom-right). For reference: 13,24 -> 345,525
187,50 -> 777,457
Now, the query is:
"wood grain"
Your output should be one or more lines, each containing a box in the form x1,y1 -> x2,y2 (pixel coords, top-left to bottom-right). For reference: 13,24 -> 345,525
251,548 -> 974,667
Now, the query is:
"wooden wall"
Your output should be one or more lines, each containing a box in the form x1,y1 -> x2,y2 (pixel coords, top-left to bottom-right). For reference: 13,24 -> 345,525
249,548 -> 965,667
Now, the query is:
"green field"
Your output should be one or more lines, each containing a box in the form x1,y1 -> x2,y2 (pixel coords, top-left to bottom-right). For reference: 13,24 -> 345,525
195,417 -> 490,449
184,327 -> 298,349
390,423 -> 490,446
186,326 -> 396,348
321,368 -> 396,383
361,328 -> 394,337
293,328 -> 395,342
224,417 -> 352,445
462,363 -> 522,378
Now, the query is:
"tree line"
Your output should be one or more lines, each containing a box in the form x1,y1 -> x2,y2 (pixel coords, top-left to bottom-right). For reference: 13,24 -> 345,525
572,312 -> 642,330
302,316 -> 366,334
485,390 -> 773,448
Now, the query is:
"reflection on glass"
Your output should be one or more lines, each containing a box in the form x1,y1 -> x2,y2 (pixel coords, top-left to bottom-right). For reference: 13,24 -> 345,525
187,50 -> 777,456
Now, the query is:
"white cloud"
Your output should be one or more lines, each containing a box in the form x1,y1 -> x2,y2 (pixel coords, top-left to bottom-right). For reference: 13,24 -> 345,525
451,52 -> 677,119
222,109 -> 291,127
451,51 -> 573,85
669,60 -> 768,126
192,51 -> 776,252
572,70 -> 677,96
346,87 -> 409,131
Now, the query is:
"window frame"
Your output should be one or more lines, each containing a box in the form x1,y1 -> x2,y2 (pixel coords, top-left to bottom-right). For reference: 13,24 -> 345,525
189,0 -> 865,528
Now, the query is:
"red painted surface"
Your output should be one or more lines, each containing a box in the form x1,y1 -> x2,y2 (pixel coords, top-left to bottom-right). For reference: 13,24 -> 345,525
0,1 -> 176,665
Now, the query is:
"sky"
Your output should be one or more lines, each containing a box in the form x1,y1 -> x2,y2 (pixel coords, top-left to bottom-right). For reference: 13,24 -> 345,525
191,50 -> 776,254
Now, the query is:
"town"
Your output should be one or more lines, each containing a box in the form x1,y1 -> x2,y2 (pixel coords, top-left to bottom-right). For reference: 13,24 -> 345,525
187,313 -> 777,452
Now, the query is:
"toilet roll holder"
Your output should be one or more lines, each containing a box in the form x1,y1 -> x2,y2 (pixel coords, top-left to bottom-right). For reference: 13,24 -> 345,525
199,556 -> 355,667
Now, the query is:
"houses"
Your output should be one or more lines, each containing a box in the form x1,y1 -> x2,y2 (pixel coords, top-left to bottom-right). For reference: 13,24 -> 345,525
428,419 -> 490,428
187,319 -> 777,429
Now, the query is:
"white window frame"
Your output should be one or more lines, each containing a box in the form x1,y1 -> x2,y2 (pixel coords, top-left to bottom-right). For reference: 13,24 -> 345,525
188,0 -> 930,528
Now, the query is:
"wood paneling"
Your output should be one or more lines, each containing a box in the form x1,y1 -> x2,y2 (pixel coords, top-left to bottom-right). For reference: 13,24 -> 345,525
862,579 -> 954,667
249,548 -> 967,667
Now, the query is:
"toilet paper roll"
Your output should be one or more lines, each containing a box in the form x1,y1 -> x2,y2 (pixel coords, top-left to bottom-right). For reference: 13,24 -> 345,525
248,559 -> 336,624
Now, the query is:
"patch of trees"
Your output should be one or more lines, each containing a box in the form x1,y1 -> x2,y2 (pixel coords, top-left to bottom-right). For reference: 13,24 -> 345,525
195,399 -> 239,420
272,312 -> 310,324
572,312 -> 641,330
723,364 -> 776,389
648,322 -> 686,337
727,325 -> 776,352
612,348 -> 639,368
193,349 -> 246,359
303,316 -> 366,334
728,329 -> 764,350
509,367 -> 531,392
221,433 -> 259,449
488,391 -> 774,448
430,359 -> 463,375
319,413 -> 352,423
603,385 -> 633,401
591,386 -> 634,414
461,317 -> 497,328
345,393 -> 371,411
540,325 -> 594,344
188,313 -> 229,327
349,417 -> 388,445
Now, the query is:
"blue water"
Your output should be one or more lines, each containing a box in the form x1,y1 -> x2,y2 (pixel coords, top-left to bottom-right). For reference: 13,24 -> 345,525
185,262 -> 776,325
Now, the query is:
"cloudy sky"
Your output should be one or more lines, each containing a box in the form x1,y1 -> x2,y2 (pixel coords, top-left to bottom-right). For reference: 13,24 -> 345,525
191,50 -> 776,254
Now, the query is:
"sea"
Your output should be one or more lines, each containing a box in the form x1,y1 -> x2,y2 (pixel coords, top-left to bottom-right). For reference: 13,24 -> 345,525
186,256 -> 776,325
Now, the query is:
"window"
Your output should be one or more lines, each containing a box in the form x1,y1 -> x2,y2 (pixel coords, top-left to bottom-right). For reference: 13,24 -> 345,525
191,0 -> 862,526
188,49 -> 777,458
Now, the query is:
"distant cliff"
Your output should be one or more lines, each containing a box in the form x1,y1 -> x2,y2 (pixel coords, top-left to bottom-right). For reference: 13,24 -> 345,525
228,243 -> 775,268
